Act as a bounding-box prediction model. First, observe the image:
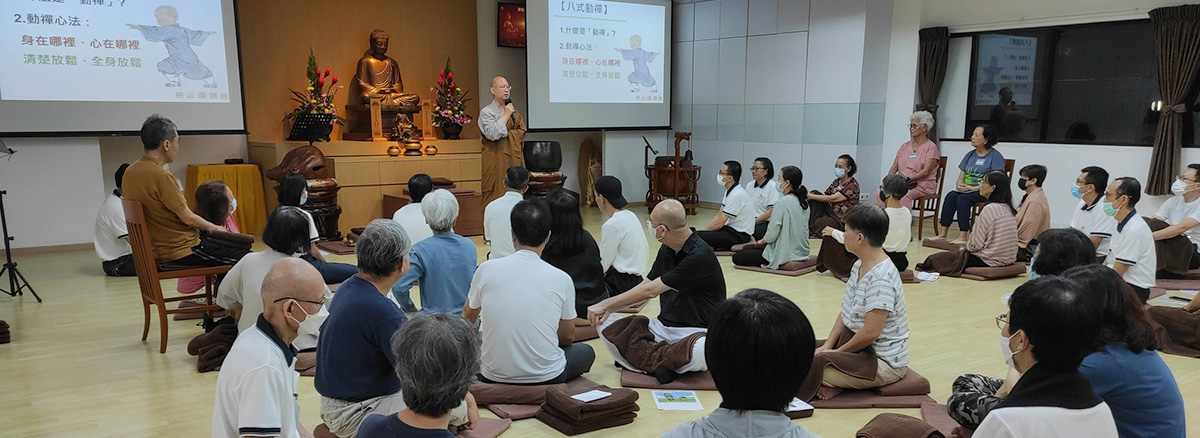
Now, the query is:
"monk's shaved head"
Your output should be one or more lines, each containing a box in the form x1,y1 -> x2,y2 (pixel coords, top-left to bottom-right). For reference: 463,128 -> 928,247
652,199 -> 687,230
261,258 -> 325,309
491,76 -> 508,88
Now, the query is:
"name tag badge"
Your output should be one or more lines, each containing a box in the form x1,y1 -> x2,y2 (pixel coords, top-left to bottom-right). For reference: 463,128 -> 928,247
975,159 -> 985,166
836,185 -> 843,191
909,152 -> 918,159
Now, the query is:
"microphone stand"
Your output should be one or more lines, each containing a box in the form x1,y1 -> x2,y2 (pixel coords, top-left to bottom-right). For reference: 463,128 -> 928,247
0,142 -> 41,302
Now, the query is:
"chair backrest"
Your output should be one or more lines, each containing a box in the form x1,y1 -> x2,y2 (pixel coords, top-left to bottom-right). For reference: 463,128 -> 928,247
934,156 -> 949,199
1004,159 -> 1016,179
122,199 -> 165,304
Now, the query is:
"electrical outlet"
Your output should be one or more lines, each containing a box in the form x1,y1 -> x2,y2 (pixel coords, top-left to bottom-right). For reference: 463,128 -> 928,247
859,192 -> 870,201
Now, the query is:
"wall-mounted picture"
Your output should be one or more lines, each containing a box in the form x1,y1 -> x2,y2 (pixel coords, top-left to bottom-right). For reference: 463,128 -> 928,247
498,3 -> 526,48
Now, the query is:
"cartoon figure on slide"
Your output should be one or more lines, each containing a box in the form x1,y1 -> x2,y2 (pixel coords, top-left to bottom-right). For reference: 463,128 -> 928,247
615,35 -> 660,93
126,5 -> 218,88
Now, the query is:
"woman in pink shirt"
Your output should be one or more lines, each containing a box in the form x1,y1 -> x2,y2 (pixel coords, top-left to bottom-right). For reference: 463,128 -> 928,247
880,111 -> 940,207
177,180 -> 238,294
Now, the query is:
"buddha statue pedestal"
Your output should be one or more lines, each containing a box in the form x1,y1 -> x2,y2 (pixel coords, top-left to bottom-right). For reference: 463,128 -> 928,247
264,145 -> 344,240
342,102 -> 422,142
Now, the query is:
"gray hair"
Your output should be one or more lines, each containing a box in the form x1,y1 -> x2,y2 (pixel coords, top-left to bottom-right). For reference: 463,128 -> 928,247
910,111 -> 934,130
140,114 -> 178,151
355,219 -> 410,278
391,313 -> 480,417
422,189 -> 459,234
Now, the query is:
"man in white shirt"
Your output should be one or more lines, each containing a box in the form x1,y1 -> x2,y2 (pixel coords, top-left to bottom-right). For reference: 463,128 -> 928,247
744,157 -> 781,240
1150,163 -> 1200,274
1070,166 -> 1115,263
212,258 -> 326,438
464,199 -> 595,384
697,161 -> 755,251
977,276 -> 1117,438
391,173 -> 434,245
1104,177 -> 1156,302
95,163 -> 135,276
482,166 -> 528,259
594,175 -> 648,295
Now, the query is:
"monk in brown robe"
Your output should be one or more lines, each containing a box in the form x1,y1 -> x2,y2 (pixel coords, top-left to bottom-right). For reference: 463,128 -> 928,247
479,76 -> 527,205
355,29 -> 420,106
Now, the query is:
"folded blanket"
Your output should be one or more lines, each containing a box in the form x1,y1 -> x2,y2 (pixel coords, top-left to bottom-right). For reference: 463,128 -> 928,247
797,330 -> 879,401
198,343 -> 229,373
544,385 -> 639,422
536,404 -> 637,436
856,413 -> 944,438
915,248 -> 969,277
601,315 -> 705,373
187,323 -> 238,356
1146,217 -> 1194,276
203,229 -> 256,248
1149,306 -> 1200,358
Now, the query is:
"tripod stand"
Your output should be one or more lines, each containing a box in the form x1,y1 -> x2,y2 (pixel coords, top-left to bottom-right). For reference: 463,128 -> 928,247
0,188 -> 40,302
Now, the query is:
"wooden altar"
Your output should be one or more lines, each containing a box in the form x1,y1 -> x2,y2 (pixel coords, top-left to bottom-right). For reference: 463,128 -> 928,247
249,139 -> 482,235
645,132 -> 700,215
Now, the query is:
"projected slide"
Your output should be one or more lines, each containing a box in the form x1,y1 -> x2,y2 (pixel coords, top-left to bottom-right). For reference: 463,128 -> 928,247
548,0 -> 665,104
0,0 -> 229,103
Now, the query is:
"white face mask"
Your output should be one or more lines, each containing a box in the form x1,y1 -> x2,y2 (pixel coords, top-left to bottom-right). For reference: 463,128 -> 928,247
230,198 -> 238,213
715,174 -> 727,187
290,301 -> 328,336
299,189 -> 308,205
1171,179 -> 1190,196
646,220 -> 662,241
1000,331 -> 1024,368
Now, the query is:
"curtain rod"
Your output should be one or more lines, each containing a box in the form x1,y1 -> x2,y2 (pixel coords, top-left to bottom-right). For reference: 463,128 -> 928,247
946,7 -> 1149,33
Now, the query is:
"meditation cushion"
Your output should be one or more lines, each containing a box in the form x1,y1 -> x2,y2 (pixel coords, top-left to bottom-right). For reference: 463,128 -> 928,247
316,240 -> 356,256
456,418 -> 512,438
733,258 -> 818,277
919,402 -> 959,438
857,413 -> 945,438
713,251 -> 734,256
1149,288 -> 1167,300
313,423 -> 337,438
295,351 -> 316,377
960,263 -> 1026,281
187,324 -> 238,356
874,369 -> 931,396
900,270 -> 919,284
1152,279 -> 1200,291
470,377 -> 600,405
619,369 -> 717,390
921,239 -> 962,251
573,325 -> 599,342
197,343 -> 229,373
785,408 -> 814,419
487,403 -> 542,420
809,390 -> 936,409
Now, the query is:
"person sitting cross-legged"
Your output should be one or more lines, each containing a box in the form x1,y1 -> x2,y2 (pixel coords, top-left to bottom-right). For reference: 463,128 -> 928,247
357,313 -> 483,438
464,199 -> 596,384
589,199 -> 727,383
1014,164 -> 1050,262
594,175 -> 649,295
818,174 -> 912,276
805,204 -> 909,400
733,165 -> 812,270
316,219 -> 476,438
1104,177 -> 1157,302
1149,163 -> 1200,277
390,189 -> 477,314
662,289 -> 822,438
696,160 -> 755,251
483,166 -> 529,260
277,172 -> 357,285
212,258 -> 325,438
541,188 -> 609,324
95,163 -> 136,276
974,276 -> 1118,438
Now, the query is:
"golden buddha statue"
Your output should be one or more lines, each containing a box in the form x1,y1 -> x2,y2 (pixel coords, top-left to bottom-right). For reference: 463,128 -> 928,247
355,29 -> 420,107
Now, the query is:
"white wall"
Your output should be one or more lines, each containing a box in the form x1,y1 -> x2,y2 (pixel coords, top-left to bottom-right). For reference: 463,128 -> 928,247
0,134 -> 246,249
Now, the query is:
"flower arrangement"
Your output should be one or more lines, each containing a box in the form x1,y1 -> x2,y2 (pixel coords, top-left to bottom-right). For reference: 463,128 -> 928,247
430,57 -> 472,128
284,49 -> 346,126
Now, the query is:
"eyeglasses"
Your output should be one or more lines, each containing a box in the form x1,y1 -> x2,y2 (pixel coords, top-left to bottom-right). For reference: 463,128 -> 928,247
1178,175 -> 1198,183
908,124 -> 922,129
995,313 -> 1008,330
274,296 -> 325,306
494,85 -> 512,90
750,166 -> 765,171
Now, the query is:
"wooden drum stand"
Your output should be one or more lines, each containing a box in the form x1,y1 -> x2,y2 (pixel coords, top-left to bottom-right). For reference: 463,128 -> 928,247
644,132 -> 700,215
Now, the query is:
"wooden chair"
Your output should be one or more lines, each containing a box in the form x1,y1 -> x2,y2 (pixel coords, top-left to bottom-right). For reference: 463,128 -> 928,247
123,199 -> 231,353
970,158 -> 1017,227
913,156 -> 948,240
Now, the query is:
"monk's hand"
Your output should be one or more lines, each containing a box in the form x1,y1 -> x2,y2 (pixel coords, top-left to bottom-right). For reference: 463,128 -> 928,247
587,302 -> 610,326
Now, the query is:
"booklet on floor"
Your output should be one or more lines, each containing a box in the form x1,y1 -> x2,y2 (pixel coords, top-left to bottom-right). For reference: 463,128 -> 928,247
652,391 -> 703,411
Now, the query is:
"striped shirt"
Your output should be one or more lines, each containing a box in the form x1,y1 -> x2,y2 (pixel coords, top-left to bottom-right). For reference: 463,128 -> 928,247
841,259 -> 909,368
968,203 -> 1018,267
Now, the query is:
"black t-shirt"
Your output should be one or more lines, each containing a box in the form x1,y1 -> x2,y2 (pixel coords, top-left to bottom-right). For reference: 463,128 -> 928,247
543,232 -> 609,316
649,232 -> 727,328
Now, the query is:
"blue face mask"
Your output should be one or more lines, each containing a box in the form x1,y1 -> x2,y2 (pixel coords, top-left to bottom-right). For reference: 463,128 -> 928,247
834,168 -> 846,178
1070,184 -> 1084,199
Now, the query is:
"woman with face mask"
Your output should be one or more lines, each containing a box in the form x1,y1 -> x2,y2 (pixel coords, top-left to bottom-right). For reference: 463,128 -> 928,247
732,166 -> 810,269
916,170 -> 1018,275
278,172 -> 358,284
1147,163 -> 1200,277
806,154 -> 860,239
816,174 -> 914,278
177,180 -> 242,296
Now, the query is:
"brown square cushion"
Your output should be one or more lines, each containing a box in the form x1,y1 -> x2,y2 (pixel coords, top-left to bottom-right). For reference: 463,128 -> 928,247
809,390 -> 936,409
920,402 -> 958,437
733,258 -> 818,277
874,369 -> 931,396
960,263 -> 1026,281
456,418 -> 512,438
900,270 -> 919,284
470,377 -> 599,405
714,251 -> 734,256
316,240 -> 356,256
486,404 -> 541,420
1152,279 -> 1200,291
921,239 -> 963,251
619,369 -> 717,390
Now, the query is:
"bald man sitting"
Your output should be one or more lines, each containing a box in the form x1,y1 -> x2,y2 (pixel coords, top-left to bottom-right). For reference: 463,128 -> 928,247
212,258 -> 325,438
479,76 -> 527,206
588,199 -> 728,382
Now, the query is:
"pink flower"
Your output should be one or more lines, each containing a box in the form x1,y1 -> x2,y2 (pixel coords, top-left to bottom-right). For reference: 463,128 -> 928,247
324,67 -> 330,78
331,75 -> 338,85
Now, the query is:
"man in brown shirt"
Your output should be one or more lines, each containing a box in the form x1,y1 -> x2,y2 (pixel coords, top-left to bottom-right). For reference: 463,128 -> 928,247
1015,164 -> 1051,262
122,114 -> 225,265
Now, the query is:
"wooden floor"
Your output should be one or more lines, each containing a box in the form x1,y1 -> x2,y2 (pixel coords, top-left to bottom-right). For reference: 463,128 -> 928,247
1,206 -> 1198,437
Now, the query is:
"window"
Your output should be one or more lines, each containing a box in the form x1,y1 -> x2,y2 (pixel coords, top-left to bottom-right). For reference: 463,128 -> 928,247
960,20 -> 1167,146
